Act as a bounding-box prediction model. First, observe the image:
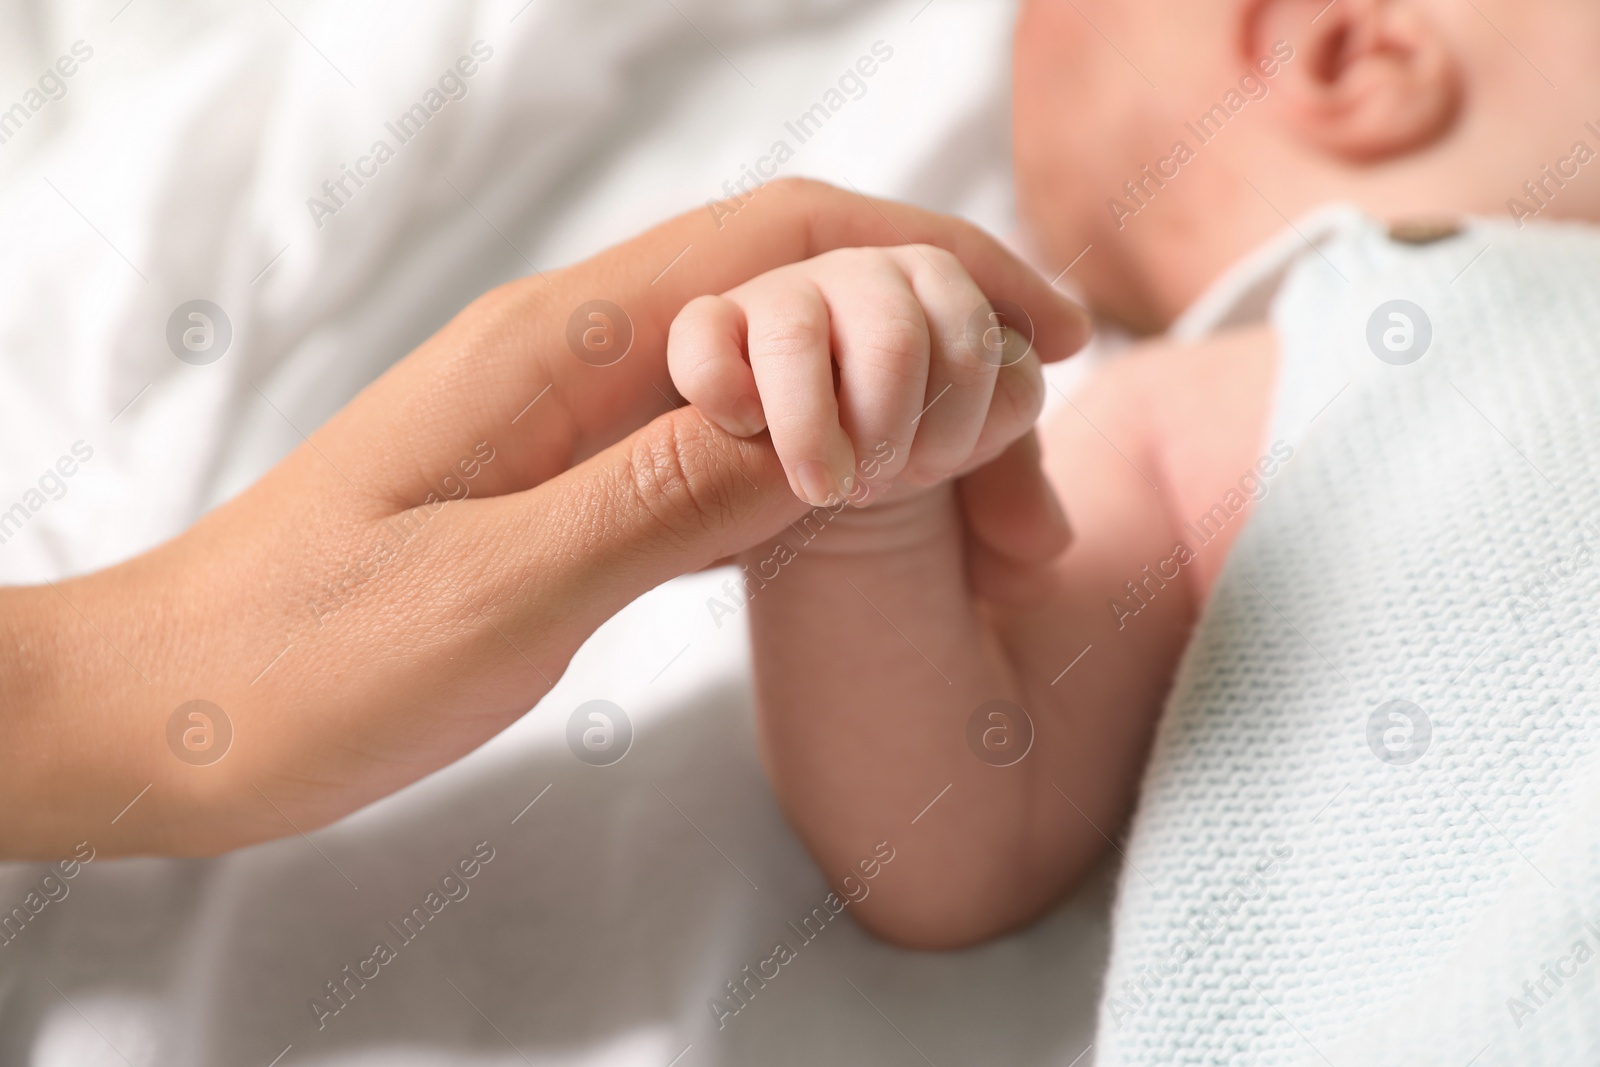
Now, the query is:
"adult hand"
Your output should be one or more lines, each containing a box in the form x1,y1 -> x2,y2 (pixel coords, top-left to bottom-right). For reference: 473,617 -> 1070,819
0,178 -> 1089,859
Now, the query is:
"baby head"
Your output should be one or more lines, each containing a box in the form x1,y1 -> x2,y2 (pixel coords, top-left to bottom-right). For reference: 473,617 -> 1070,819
1013,0 -> 1600,332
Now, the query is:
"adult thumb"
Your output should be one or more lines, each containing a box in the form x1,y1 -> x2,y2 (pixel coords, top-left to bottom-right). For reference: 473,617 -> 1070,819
435,404 -> 807,669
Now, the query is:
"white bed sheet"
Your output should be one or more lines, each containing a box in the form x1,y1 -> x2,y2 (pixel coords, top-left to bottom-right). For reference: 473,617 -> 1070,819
0,2 -> 1111,1063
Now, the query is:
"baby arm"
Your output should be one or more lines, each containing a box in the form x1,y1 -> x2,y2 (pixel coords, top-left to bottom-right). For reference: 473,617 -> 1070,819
744,369 -> 1198,949
669,247 -> 1272,947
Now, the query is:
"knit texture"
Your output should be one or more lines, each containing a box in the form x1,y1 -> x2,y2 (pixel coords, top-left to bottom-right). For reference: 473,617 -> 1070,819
1095,216 -> 1600,1065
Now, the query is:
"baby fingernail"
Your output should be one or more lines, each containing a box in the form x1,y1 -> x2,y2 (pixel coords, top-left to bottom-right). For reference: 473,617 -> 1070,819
732,397 -> 767,436
796,460 -> 838,506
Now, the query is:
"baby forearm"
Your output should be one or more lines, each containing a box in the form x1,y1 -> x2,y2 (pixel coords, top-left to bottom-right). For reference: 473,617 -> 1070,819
745,487 -> 1090,947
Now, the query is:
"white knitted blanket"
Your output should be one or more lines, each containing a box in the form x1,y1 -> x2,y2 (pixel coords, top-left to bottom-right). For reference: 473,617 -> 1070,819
1097,214 -> 1600,1065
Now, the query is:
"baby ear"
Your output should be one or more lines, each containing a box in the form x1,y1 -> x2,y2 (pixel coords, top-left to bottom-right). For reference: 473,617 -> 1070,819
1245,0 -> 1462,162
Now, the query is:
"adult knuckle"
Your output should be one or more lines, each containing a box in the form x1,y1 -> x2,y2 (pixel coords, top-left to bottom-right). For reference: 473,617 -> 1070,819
769,175 -> 824,198
911,243 -> 961,273
624,418 -> 737,541
757,176 -> 832,223
818,245 -> 891,274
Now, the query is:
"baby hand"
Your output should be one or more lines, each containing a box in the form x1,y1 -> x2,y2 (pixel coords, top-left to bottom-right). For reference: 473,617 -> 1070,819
668,245 -> 1049,507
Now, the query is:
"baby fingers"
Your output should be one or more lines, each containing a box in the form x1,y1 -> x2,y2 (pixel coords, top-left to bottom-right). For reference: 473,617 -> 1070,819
667,294 -> 767,437
739,278 -> 860,507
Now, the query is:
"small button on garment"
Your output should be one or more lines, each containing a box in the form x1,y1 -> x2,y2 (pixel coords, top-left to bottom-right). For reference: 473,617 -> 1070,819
1387,217 -> 1463,245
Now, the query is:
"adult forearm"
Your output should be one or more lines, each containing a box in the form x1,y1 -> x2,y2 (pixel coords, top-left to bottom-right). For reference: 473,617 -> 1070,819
0,445 -> 426,859
0,407 -> 807,861
0,581 -> 109,856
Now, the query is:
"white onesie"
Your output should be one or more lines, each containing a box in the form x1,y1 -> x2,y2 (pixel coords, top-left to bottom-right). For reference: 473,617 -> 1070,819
1097,211 -> 1600,1065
